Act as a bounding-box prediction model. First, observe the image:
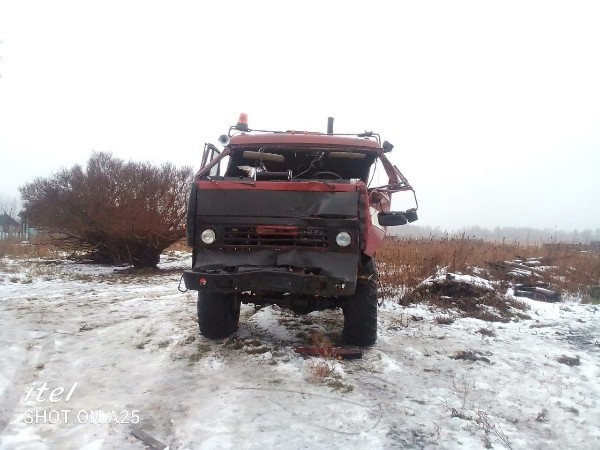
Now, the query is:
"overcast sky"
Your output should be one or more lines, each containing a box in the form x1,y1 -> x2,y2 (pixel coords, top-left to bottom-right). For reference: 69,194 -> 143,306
1,0 -> 599,231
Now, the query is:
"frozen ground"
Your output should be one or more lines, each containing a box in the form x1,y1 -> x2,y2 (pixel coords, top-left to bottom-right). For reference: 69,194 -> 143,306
0,253 -> 599,449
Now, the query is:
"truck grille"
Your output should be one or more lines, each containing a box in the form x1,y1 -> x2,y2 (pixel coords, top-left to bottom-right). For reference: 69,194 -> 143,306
223,226 -> 328,248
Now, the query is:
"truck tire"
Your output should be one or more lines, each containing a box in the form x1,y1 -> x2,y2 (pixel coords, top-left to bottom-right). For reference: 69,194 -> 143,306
197,292 -> 241,339
342,279 -> 378,346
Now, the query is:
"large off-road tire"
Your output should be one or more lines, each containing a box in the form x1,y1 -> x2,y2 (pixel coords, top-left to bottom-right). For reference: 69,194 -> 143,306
342,278 -> 378,346
197,291 -> 241,339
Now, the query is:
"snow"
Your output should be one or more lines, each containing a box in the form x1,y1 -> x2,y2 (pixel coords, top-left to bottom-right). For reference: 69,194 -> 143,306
1,253 -> 599,449
420,272 -> 497,291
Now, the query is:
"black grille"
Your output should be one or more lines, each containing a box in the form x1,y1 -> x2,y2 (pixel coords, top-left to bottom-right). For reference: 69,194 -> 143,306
223,226 -> 329,248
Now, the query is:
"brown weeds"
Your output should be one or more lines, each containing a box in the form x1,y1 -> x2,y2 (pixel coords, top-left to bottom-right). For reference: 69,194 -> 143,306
0,237 -> 60,260
377,237 -> 600,296
309,360 -> 336,381
165,238 -> 190,252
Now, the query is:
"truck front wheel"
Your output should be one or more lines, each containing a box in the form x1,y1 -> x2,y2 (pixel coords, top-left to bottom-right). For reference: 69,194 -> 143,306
197,291 -> 241,339
342,279 -> 378,346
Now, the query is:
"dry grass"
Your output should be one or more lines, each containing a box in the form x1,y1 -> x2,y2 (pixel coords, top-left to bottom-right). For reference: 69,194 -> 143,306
306,357 -> 353,391
1,236 -> 190,264
165,239 -> 190,252
377,237 -> 600,295
477,327 -> 497,338
309,359 -> 336,381
582,286 -> 600,304
0,237 -> 61,260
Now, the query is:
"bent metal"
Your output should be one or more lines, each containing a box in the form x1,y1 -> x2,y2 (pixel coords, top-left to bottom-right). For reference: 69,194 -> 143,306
183,115 -> 418,346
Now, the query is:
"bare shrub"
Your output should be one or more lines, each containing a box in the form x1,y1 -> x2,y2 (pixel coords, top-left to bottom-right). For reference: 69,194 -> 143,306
474,409 -> 512,450
452,377 -> 477,415
20,152 -> 193,267
443,376 -> 512,449
0,193 -> 19,219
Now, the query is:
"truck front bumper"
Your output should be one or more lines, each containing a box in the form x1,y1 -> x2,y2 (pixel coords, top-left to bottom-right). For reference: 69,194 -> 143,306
183,267 -> 355,297
183,249 -> 358,297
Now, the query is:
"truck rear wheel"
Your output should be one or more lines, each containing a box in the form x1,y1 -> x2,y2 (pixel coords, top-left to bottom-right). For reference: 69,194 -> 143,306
342,279 -> 378,346
197,291 -> 241,339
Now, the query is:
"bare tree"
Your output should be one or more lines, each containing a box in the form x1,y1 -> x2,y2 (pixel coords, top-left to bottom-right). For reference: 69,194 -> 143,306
20,152 -> 193,267
0,193 -> 19,219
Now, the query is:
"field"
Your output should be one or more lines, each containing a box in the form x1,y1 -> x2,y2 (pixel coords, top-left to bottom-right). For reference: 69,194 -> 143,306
0,238 -> 599,449
377,237 -> 600,297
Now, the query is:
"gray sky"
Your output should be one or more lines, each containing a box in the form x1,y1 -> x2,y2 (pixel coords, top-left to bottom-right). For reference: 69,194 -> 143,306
1,0 -> 599,231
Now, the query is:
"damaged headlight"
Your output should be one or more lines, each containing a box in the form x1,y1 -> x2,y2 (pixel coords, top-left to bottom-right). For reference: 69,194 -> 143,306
335,231 -> 352,247
200,228 -> 216,245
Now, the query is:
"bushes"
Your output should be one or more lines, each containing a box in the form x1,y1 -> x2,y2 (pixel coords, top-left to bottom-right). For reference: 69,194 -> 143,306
19,152 -> 193,267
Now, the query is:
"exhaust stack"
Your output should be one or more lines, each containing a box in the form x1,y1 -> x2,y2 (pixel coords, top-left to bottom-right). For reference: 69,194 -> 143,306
327,117 -> 334,135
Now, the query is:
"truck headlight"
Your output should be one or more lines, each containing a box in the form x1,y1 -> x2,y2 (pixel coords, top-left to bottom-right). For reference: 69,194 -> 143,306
200,228 -> 216,244
335,231 -> 352,247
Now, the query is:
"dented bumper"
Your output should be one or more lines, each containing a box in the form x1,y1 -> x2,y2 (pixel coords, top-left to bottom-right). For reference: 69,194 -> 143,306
183,249 -> 358,297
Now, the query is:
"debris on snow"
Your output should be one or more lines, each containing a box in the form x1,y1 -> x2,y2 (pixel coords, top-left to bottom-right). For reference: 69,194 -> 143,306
294,346 -> 363,360
513,283 -> 561,302
130,425 -> 169,450
450,350 -> 492,364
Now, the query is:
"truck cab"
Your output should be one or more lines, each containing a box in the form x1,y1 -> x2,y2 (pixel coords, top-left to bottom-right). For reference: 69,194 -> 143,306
183,115 -> 417,346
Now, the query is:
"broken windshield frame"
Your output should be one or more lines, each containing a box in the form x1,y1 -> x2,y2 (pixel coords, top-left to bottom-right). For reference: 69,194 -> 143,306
195,144 -> 413,193
197,145 -> 379,182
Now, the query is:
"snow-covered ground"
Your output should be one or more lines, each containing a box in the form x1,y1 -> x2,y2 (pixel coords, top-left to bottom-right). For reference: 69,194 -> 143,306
1,253 -> 599,449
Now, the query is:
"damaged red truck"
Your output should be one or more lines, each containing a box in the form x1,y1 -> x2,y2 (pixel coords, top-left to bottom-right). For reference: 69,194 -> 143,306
183,115 -> 418,346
